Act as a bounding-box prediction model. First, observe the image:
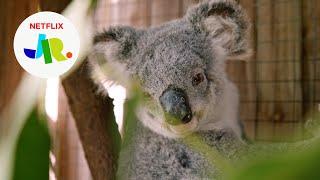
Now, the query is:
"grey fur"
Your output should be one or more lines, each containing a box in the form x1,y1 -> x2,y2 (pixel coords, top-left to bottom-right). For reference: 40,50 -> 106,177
117,121 -> 246,180
91,0 -> 250,138
88,0 -> 318,179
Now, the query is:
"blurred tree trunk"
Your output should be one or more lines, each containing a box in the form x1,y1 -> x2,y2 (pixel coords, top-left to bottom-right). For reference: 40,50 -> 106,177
62,61 -> 121,180
0,0 -> 38,117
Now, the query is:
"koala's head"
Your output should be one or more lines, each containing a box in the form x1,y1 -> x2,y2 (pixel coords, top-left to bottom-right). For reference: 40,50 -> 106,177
91,0 -> 251,138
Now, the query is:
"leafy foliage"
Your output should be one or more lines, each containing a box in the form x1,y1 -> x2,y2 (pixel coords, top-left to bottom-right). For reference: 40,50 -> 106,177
12,109 -> 50,180
229,142 -> 320,180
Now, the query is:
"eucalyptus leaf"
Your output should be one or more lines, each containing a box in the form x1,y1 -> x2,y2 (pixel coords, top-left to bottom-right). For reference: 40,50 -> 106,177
12,109 -> 51,180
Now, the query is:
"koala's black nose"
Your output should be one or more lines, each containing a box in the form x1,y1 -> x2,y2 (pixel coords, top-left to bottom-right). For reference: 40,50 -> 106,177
160,87 -> 192,125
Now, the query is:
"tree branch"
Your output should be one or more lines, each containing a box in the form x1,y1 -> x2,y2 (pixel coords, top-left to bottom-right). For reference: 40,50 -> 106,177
62,60 -> 121,180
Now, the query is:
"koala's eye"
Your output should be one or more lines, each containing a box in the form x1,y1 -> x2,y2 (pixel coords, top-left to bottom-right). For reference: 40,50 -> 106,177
192,73 -> 205,86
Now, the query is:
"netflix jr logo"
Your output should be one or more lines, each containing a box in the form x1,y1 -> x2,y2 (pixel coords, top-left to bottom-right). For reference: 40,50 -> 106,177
24,33 -> 73,64
14,12 -> 80,78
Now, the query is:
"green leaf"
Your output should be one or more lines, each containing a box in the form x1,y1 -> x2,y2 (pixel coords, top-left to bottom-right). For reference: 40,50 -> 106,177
229,142 -> 320,180
12,109 -> 51,180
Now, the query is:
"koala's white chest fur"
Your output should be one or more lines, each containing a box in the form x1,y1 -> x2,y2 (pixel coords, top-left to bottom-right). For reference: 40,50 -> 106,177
199,81 -> 242,137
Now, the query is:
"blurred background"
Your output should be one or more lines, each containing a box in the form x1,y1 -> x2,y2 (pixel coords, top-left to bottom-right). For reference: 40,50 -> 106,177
0,0 -> 319,180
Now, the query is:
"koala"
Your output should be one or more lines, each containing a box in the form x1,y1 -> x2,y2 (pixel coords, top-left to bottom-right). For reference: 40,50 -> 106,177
89,0 -> 320,179
89,0 -> 251,179
92,0 -> 250,137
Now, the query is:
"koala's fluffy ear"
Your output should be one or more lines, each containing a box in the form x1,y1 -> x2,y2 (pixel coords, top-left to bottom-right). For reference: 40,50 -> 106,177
89,26 -> 141,93
186,0 -> 251,59
93,26 -> 140,63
